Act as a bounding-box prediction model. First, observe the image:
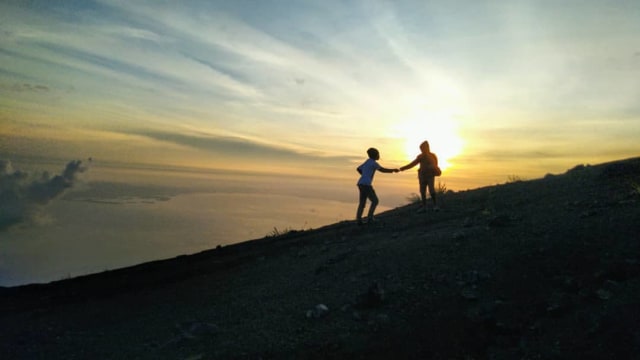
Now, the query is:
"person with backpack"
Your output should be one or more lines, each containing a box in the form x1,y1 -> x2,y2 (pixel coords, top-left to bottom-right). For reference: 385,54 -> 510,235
400,141 -> 441,212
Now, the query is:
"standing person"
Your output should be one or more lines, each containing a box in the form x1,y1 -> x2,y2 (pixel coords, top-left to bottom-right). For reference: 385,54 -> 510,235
400,141 -> 440,212
356,147 -> 399,225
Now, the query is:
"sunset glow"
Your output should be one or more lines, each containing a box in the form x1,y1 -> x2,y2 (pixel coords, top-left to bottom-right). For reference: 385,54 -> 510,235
1,0 -> 639,190
394,108 -> 465,171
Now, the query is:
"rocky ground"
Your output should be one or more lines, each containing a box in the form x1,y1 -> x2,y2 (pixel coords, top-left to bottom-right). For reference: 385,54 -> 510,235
1,157 -> 639,359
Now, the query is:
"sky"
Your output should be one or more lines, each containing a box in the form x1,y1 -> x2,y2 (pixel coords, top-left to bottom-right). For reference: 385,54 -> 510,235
1,0 -> 639,190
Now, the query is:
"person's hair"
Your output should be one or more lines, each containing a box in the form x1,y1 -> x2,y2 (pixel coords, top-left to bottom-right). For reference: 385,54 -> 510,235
367,147 -> 379,159
420,141 -> 430,153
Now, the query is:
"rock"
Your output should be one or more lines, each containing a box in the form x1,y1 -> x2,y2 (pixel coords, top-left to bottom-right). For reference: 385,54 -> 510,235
546,292 -> 572,315
175,321 -> 220,340
466,302 -> 497,322
306,304 -> 330,318
355,282 -> 385,309
376,313 -> 390,323
460,287 -> 479,300
488,214 -> 512,227
596,289 -> 612,300
579,209 -> 598,218
184,354 -> 204,360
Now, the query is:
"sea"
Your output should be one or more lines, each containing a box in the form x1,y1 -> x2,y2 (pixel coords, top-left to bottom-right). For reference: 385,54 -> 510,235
0,161 -> 412,286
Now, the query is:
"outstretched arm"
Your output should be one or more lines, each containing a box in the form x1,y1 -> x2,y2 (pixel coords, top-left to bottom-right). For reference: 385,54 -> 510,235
378,167 -> 399,173
400,158 -> 420,171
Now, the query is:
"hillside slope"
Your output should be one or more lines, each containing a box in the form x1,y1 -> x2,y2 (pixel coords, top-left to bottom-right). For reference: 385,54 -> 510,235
1,157 -> 639,359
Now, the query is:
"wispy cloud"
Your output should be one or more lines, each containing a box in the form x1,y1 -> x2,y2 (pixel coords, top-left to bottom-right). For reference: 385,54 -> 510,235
132,130 -> 357,165
1,0 -> 639,185
1,82 -> 50,93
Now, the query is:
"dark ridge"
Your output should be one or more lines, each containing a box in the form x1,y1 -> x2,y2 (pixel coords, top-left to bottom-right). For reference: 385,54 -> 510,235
1,157 -> 639,360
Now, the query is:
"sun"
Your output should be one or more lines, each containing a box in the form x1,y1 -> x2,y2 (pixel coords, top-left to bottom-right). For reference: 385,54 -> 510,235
393,109 -> 464,171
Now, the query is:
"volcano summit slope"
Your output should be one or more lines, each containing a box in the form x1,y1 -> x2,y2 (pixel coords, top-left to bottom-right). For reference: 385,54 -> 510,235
1,157 -> 639,359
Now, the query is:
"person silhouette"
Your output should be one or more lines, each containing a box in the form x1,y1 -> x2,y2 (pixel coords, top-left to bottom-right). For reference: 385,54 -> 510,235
356,147 -> 399,225
400,141 -> 440,212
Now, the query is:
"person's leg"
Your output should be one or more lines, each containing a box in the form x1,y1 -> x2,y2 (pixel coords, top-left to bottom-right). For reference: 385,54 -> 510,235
418,173 -> 427,210
366,187 -> 379,220
427,176 -> 438,208
356,185 -> 368,223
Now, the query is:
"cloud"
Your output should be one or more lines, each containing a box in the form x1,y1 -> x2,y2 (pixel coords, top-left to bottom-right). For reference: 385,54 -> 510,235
134,130 -> 356,166
2,0 -> 638,182
0,160 -> 87,231
1,82 -> 50,93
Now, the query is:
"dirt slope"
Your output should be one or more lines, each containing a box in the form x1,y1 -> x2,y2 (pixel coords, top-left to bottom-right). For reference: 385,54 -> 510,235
1,157 -> 639,359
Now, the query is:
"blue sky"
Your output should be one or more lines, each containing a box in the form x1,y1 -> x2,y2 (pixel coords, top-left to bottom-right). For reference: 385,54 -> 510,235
1,0 -> 639,188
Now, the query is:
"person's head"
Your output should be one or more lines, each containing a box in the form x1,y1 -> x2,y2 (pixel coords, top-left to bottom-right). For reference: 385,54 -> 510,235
367,147 -> 380,160
419,141 -> 430,153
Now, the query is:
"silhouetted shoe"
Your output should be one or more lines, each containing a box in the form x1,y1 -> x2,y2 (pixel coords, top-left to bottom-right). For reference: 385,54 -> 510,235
433,206 -> 440,212
361,217 -> 379,226
415,207 -> 426,214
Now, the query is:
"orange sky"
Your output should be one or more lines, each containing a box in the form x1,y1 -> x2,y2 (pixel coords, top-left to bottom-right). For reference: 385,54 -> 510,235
2,1 -> 639,191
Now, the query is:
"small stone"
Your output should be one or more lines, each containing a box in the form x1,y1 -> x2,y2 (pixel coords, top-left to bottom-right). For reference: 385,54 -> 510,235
355,282 -> 385,308
184,354 -> 204,360
461,288 -> 479,300
579,210 -> 598,218
452,231 -> 466,240
175,321 -> 219,340
596,289 -> 612,300
376,313 -> 390,323
306,304 -> 330,318
488,215 -> 511,227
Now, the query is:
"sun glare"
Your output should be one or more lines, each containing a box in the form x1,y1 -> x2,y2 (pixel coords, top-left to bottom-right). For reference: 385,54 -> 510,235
393,109 -> 464,170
